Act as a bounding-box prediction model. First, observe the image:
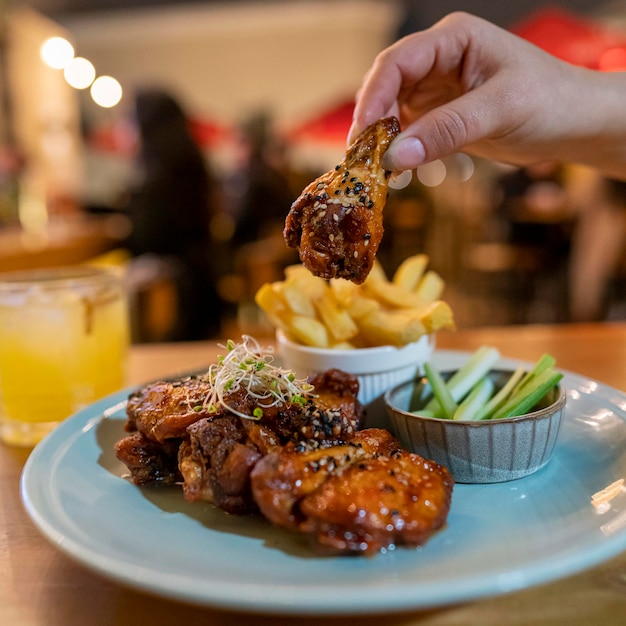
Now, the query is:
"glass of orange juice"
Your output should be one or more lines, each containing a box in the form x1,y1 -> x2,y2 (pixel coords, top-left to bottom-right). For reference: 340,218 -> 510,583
0,266 -> 130,447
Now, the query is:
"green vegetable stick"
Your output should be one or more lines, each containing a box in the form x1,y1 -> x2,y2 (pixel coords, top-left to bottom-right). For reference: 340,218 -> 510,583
453,375 -> 495,421
422,362 -> 458,419
474,365 -> 525,421
512,353 -> 556,395
492,369 -> 563,420
423,346 -> 501,412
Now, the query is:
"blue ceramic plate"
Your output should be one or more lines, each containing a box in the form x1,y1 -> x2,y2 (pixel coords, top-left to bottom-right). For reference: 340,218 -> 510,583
20,351 -> 626,615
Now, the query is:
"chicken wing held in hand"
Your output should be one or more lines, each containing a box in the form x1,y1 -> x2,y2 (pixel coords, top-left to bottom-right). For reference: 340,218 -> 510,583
284,116 -> 400,284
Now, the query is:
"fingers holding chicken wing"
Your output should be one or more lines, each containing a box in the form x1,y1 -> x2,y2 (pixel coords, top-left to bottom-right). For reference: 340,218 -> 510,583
284,116 -> 400,284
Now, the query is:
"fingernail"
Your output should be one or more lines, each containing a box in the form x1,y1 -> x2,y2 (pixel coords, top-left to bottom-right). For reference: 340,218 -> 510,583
383,136 -> 426,171
347,120 -> 359,145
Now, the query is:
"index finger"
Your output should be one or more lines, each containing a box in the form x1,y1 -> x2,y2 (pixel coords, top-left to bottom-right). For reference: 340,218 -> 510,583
349,18 -> 471,143
349,61 -> 403,143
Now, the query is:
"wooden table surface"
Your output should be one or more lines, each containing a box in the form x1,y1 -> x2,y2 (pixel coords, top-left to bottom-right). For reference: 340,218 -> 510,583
2,323 -> 626,625
0,214 -> 128,273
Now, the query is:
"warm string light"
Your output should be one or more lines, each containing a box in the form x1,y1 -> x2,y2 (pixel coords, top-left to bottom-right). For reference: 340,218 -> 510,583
40,37 -> 74,69
90,76 -> 123,108
39,35 -> 123,108
63,57 -> 96,90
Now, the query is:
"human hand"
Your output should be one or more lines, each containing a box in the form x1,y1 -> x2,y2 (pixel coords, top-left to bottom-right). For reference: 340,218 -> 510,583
349,12 -> 608,173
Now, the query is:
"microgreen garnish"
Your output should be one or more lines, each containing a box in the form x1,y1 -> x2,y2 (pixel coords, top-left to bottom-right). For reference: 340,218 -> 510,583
203,335 -> 314,421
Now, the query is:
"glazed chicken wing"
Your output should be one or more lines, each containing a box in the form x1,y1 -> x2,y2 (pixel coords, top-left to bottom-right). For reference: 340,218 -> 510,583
251,428 -> 454,555
250,428 -> 398,529
284,116 -> 400,284
125,376 -> 214,443
117,368 -> 365,516
298,449 -> 453,555
176,371 -> 364,513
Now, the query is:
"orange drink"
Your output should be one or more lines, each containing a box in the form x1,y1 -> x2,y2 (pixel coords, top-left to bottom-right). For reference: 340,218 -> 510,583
0,266 -> 130,446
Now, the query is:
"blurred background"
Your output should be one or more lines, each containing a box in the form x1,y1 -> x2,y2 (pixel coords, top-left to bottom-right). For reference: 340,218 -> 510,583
2,0 -> 626,342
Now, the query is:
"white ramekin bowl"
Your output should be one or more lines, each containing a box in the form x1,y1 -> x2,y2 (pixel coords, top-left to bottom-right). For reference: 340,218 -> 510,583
276,329 -> 435,405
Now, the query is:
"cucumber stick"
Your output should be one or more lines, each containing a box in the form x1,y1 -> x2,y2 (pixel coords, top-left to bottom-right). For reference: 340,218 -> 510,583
491,368 -> 563,420
418,347 -> 561,421
474,365 -> 525,421
512,353 -> 556,395
422,346 -> 500,413
453,375 -> 495,421
423,362 -> 457,419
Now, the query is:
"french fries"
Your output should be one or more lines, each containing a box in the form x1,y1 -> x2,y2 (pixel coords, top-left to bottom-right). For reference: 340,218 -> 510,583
254,254 -> 455,348
313,288 -> 359,342
392,254 -> 429,291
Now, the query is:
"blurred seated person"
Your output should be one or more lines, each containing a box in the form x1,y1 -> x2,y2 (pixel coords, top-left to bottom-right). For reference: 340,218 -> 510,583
228,112 -> 294,247
123,87 -> 223,341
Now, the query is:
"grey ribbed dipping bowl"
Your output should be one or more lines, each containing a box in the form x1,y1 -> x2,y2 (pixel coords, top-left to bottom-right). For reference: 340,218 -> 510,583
384,370 -> 567,483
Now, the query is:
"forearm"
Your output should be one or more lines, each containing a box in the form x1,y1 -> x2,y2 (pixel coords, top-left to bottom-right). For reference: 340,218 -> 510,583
556,68 -> 626,180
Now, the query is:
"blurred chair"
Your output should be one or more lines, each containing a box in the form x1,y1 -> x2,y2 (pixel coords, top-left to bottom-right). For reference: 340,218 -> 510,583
569,173 -> 626,321
124,254 -> 181,343
382,196 -> 431,272
461,241 -> 544,325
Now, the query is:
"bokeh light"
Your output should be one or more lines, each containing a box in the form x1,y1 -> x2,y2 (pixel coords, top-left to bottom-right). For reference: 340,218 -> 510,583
417,160 -> 447,187
40,36 -> 74,69
388,169 -> 413,190
63,57 -> 96,89
90,76 -> 123,108
454,153 -> 475,182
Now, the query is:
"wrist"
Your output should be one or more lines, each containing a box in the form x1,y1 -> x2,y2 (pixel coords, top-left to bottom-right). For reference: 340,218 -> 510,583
564,69 -> 626,180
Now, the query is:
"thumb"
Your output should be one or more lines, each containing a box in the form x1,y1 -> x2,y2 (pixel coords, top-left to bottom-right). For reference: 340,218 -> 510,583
382,134 -> 427,171
383,89 -> 504,171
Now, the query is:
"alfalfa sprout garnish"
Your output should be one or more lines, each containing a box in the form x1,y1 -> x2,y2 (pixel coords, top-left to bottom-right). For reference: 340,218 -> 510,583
202,335 -> 314,420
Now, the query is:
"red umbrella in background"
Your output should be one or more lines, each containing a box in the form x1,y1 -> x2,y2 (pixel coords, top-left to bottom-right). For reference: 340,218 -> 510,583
189,117 -> 235,149
287,98 -> 355,146
511,7 -> 626,71
87,115 -> 234,155
284,98 -> 356,170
